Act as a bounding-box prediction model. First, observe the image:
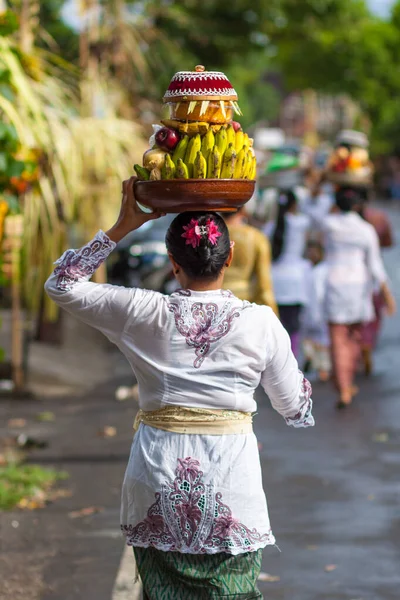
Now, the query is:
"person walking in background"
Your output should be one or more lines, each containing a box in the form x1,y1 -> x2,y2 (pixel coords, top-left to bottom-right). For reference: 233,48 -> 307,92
322,187 -> 396,408
223,208 -> 278,314
264,190 -> 311,357
303,240 -> 331,382
357,191 -> 394,374
45,178 -> 314,600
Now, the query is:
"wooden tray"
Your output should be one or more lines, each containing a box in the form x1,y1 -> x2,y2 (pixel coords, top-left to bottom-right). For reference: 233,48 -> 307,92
326,170 -> 373,187
134,179 -> 256,213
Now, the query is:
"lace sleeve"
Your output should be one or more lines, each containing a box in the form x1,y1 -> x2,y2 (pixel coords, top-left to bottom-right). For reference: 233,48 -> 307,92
260,312 -> 315,429
284,375 -> 315,428
44,231 -> 140,342
53,230 -> 116,292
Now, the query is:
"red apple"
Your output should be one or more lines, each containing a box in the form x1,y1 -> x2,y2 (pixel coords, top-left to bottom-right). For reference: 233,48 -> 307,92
232,121 -> 242,132
155,127 -> 180,151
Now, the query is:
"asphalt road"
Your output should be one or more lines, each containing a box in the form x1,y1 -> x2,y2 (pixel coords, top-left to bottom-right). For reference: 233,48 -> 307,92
1,203 -> 399,600
255,203 -> 400,600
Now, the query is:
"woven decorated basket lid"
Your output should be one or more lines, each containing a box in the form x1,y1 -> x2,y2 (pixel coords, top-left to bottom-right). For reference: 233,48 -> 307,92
163,65 -> 238,103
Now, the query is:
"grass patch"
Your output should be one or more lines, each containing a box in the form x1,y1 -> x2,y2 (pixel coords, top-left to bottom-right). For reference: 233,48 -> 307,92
0,464 -> 68,510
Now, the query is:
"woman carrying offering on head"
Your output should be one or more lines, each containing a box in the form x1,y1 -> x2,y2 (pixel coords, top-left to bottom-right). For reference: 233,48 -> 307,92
321,187 -> 396,408
45,178 -> 314,600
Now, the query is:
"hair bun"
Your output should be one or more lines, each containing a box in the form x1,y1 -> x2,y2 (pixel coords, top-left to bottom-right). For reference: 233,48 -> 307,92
166,212 -> 231,282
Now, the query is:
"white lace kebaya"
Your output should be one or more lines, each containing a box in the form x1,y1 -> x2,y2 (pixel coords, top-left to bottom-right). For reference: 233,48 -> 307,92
45,231 -> 314,555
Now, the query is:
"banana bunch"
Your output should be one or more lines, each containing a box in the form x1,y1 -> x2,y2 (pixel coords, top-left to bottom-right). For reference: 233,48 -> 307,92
134,124 -> 256,181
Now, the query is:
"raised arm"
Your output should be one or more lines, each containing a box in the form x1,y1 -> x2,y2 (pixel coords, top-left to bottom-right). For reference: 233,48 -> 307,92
260,311 -> 314,428
45,231 -> 143,342
45,177 -> 165,343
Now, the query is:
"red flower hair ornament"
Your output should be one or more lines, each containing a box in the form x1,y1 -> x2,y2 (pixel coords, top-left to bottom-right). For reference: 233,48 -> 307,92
181,218 -> 222,249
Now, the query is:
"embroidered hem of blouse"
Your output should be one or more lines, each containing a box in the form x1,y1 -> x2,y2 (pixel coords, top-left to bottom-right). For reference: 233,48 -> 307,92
121,456 -> 275,555
285,375 -> 314,428
53,230 -> 116,291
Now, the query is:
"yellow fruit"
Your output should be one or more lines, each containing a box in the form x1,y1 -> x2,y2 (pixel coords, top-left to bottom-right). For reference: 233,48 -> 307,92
235,130 -> 244,153
243,150 -> 253,179
207,146 -> 221,179
172,135 -> 189,164
226,124 -> 236,147
184,134 -> 201,178
234,145 -> 247,178
201,129 -> 215,162
161,154 -> 176,179
176,158 -> 189,179
193,151 -> 207,178
220,143 -> 236,179
215,128 -> 228,156
250,156 -> 257,180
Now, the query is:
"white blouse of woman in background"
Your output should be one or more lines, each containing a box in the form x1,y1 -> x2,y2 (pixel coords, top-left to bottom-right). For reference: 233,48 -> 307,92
317,187 -> 396,408
264,190 -> 311,357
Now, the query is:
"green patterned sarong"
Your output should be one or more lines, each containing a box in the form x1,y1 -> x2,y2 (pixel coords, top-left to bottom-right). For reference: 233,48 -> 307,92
134,547 -> 263,599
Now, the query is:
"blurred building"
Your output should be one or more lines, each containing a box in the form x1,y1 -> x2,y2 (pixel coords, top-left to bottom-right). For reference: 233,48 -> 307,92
280,91 -> 361,145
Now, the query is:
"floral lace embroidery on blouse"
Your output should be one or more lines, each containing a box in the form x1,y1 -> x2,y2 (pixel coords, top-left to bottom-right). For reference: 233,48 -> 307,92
54,230 -> 116,291
285,375 -> 314,428
122,457 -> 274,554
167,297 -> 242,368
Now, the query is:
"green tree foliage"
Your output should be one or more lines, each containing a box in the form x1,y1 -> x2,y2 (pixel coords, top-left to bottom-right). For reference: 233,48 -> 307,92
148,0 -> 275,68
36,0 -> 400,151
262,0 -> 400,150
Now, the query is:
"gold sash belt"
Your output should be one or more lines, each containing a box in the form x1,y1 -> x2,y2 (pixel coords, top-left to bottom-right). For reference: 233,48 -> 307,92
133,406 -> 253,435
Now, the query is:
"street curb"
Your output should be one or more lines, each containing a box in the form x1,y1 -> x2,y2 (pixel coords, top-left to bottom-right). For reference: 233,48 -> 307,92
112,545 -> 142,600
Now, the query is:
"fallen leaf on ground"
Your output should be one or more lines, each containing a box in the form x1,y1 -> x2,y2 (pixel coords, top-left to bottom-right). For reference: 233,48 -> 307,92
17,487 -> 48,510
17,498 -> 45,510
98,426 -> 117,438
258,572 -> 280,582
36,411 -> 56,422
7,418 -> 27,428
372,432 -> 389,443
49,488 -> 73,501
68,506 -> 104,519
324,564 -> 337,572
306,545 -> 318,550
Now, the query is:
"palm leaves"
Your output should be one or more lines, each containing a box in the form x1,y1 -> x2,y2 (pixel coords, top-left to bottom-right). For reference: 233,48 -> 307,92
0,31 -> 146,319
